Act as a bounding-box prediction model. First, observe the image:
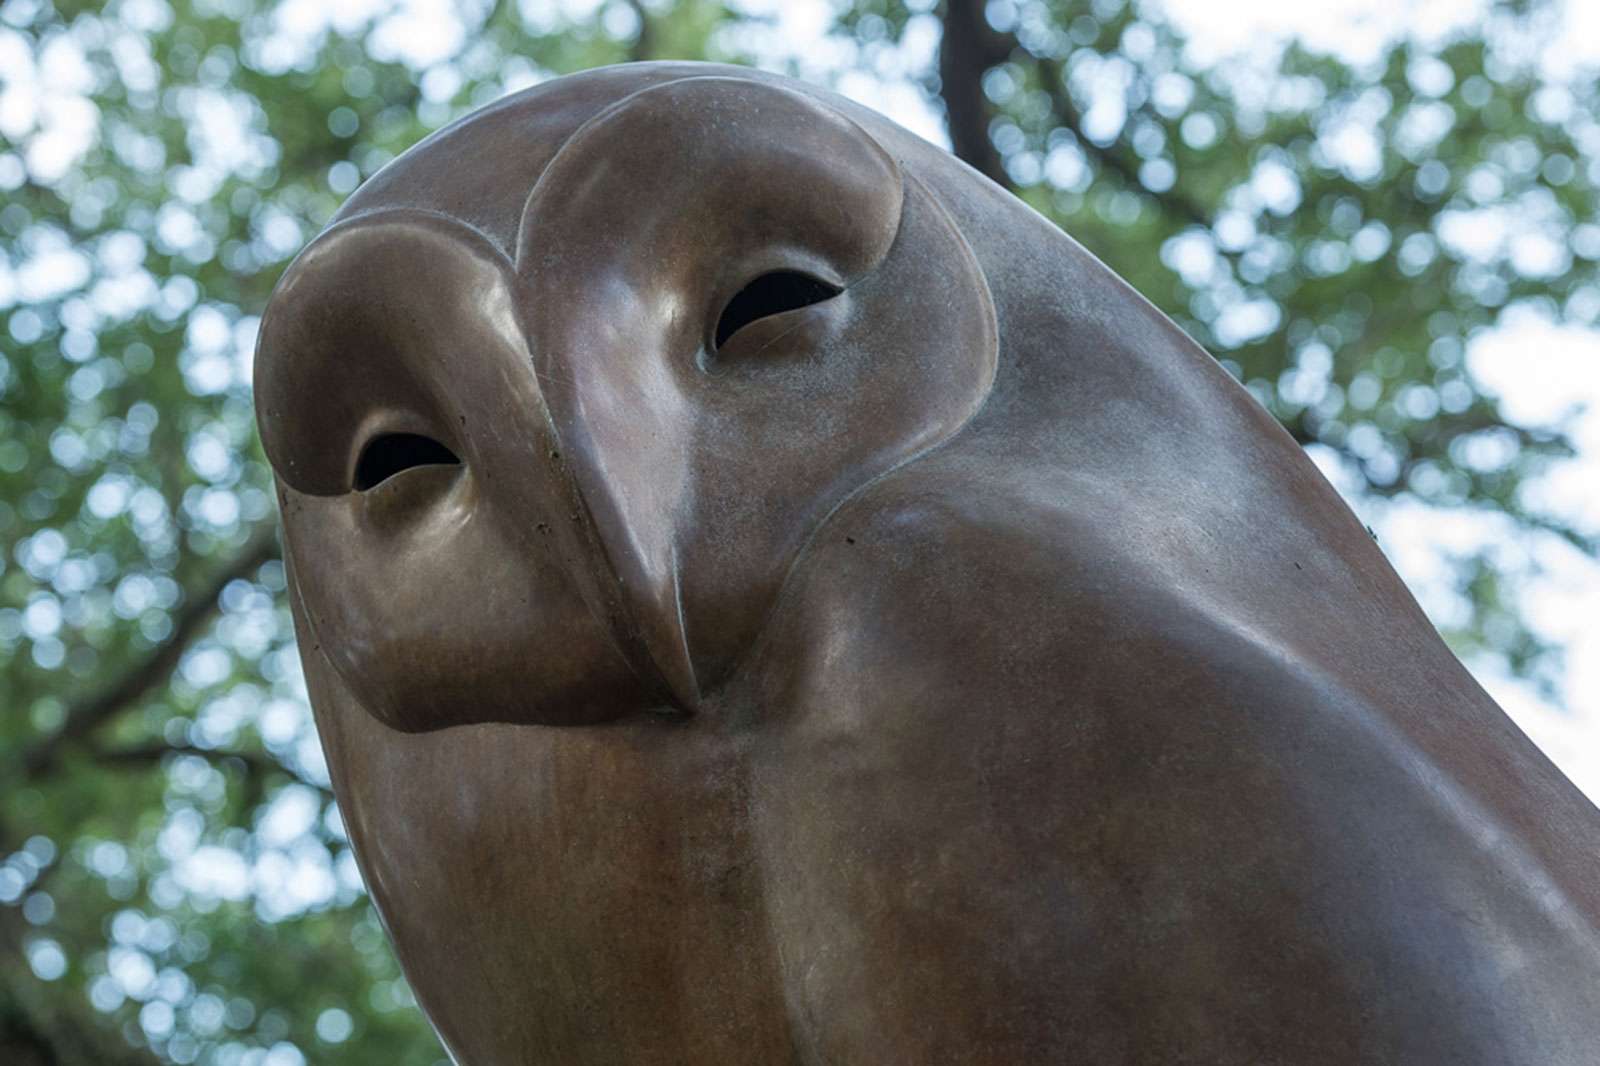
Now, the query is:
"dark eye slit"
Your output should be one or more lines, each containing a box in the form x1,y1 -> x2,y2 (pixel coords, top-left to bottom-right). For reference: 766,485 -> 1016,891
715,271 -> 842,349
355,433 -> 460,491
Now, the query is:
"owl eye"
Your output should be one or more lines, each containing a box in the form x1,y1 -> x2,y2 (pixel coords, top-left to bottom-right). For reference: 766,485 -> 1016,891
354,432 -> 461,491
714,270 -> 842,349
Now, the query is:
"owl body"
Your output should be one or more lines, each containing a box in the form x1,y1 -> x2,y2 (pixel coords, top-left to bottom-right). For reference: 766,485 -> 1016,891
256,63 -> 1600,1064
741,456 -> 1600,1063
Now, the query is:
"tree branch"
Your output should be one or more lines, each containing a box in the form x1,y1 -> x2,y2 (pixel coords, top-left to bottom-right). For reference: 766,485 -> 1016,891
624,0 -> 654,62
90,740 -> 331,797
934,2 -> 1212,226
1032,57 -> 1210,227
20,529 -> 279,780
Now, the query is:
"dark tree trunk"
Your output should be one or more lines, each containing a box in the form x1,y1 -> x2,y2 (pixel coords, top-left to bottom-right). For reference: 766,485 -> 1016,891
937,0 -> 1012,185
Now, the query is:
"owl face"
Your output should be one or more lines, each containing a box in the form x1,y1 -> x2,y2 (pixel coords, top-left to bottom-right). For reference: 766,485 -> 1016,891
254,75 -> 998,732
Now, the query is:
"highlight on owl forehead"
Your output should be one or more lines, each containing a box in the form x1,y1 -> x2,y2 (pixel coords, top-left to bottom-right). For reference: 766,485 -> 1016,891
513,75 -> 906,282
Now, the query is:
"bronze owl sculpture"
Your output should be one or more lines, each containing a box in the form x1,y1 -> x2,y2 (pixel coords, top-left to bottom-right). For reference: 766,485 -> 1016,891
253,63 -> 1600,1063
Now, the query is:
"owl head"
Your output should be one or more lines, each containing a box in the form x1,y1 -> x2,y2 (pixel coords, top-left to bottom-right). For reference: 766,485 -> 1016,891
255,69 -> 998,732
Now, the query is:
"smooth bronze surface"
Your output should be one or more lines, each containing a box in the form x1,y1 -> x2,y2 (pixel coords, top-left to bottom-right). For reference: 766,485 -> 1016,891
254,64 -> 1600,1064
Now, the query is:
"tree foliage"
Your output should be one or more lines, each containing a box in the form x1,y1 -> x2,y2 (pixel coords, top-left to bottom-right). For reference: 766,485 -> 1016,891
1,0 -> 1595,1061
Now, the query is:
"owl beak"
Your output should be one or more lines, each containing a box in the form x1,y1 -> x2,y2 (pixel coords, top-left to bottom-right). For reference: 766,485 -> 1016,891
536,329 -> 704,717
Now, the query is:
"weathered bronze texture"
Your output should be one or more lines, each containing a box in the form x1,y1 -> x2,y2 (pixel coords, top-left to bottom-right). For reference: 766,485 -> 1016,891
254,63 -> 1600,1063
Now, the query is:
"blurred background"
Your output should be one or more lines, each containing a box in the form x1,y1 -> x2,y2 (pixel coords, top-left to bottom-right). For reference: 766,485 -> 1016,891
2,0 -> 1598,1061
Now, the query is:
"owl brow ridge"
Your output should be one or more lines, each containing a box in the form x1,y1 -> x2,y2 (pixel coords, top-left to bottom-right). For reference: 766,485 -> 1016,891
512,73 -> 715,269
314,204 -> 517,270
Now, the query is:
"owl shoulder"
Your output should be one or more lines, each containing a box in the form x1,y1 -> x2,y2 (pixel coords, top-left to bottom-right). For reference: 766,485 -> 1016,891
748,459 -> 1135,704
